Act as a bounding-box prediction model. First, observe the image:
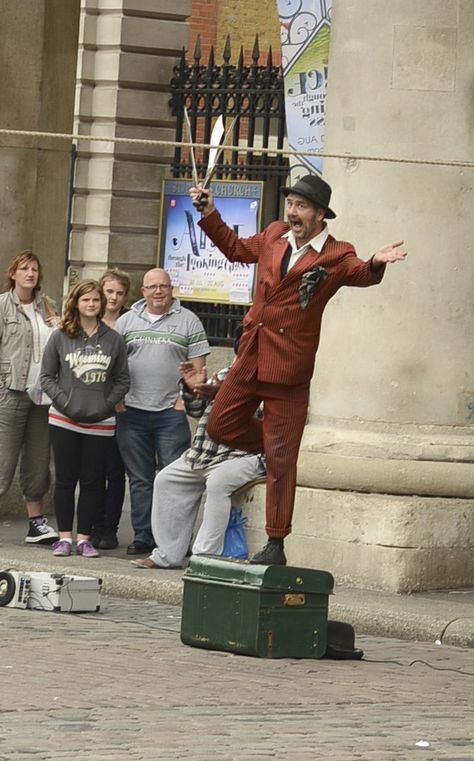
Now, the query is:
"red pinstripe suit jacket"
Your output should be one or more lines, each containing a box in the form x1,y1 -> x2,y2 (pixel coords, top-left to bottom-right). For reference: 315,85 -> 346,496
199,210 -> 385,386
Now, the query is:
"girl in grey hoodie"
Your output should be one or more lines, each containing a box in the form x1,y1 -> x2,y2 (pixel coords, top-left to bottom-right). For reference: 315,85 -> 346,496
40,280 -> 130,557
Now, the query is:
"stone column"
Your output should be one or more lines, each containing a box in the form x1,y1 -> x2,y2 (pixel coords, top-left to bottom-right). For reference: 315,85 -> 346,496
291,0 -> 474,590
0,0 -> 80,301
0,0 -> 80,517
71,0 -> 192,297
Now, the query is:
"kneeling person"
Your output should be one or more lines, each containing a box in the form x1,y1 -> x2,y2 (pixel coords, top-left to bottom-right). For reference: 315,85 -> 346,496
131,361 -> 265,569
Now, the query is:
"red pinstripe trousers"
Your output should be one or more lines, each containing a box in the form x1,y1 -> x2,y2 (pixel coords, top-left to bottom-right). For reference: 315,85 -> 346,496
207,365 -> 310,539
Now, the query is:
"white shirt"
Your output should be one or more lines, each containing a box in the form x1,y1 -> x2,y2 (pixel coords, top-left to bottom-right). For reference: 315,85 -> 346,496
281,225 -> 329,273
145,310 -> 166,323
21,301 -> 54,389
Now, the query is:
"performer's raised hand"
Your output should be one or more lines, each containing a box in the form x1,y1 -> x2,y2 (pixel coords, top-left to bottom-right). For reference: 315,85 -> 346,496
189,185 -> 215,216
373,240 -> 408,266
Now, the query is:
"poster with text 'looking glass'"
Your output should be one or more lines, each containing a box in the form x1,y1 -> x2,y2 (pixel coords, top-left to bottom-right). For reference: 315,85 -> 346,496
158,179 -> 263,305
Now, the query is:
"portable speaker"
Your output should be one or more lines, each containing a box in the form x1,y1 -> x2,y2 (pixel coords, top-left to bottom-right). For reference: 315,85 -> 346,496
0,570 -> 30,608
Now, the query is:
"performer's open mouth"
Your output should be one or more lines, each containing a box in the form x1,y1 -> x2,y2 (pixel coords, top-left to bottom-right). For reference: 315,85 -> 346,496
290,219 -> 302,232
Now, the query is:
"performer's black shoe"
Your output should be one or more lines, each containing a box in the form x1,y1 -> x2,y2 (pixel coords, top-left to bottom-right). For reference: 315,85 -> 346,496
250,538 -> 287,566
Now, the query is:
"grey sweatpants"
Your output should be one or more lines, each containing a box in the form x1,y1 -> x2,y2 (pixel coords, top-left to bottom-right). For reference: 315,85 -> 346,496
149,453 -> 266,568
0,388 -> 50,501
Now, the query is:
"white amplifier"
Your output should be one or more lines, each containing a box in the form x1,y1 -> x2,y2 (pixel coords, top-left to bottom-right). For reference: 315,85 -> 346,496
27,572 -> 102,612
0,570 -> 102,613
0,571 -> 31,608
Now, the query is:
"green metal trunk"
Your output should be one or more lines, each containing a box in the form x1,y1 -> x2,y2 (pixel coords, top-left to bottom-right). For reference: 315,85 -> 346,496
181,557 -> 334,659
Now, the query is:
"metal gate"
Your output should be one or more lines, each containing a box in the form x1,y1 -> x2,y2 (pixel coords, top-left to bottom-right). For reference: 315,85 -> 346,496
169,34 -> 287,346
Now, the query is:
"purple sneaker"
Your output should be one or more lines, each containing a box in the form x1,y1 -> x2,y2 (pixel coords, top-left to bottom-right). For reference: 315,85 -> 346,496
52,540 -> 72,557
77,540 -> 100,558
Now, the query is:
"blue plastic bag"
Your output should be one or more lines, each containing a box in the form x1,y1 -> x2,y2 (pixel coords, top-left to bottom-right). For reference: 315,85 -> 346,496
222,507 -> 248,559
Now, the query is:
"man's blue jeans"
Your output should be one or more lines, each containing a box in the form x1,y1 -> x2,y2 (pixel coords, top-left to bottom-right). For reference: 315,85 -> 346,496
116,406 -> 191,545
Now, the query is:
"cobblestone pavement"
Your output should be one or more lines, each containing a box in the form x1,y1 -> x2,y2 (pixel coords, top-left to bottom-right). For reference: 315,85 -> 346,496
2,597 -> 474,761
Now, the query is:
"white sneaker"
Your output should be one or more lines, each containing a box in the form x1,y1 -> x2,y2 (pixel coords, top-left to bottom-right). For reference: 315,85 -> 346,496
25,517 -> 59,544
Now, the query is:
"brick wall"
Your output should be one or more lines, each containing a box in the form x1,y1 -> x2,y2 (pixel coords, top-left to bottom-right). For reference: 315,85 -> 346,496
188,0 -> 218,59
217,0 -> 281,63
189,0 -> 281,64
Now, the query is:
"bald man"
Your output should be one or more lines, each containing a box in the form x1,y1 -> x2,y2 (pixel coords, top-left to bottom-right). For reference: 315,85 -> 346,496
116,268 -> 210,554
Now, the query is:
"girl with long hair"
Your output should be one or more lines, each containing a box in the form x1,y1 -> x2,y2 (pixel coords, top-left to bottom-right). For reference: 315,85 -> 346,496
90,268 -> 131,549
40,279 -> 130,557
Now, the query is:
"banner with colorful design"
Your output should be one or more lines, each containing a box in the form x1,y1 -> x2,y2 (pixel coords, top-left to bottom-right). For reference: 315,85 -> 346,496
158,179 -> 262,305
277,0 -> 332,181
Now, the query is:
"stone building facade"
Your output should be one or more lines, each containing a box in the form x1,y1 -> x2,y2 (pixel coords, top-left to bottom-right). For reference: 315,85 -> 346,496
0,0 -> 80,302
70,0 -> 282,299
0,1 -> 472,592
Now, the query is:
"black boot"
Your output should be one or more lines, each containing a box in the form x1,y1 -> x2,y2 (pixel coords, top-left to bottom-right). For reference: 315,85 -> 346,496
90,528 -> 103,549
250,538 -> 287,566
98,531 -> 119,550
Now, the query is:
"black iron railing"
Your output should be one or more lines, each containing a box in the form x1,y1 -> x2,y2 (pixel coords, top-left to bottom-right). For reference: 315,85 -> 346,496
169,35 -> 287,345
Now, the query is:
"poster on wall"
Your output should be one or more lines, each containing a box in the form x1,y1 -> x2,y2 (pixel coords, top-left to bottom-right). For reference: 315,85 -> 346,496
277,0 -> 332,180
158,179 -> 263,305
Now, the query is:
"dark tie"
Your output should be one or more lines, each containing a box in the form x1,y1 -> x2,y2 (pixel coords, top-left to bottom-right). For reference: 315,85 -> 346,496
280,245 -> 292,279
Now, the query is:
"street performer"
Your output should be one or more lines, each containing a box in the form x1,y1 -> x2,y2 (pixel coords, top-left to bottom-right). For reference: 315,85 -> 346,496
189,174 -> 407,566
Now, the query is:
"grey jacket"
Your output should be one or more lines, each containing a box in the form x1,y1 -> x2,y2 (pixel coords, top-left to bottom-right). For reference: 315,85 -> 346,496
0,290 -> 56,392
40,322 -> 130,424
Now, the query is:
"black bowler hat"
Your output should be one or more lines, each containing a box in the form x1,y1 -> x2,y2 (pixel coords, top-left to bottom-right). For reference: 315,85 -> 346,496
281,174 -> 336,219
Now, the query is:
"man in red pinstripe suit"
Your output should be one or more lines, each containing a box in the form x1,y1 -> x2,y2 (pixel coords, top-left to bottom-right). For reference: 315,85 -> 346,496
190,175 -> 407,565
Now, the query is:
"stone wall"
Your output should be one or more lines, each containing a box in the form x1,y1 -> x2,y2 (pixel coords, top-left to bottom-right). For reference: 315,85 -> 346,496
0,0 -> 80,303
295,0 -> 474,590
71,0 -> 192,298
0,0 -> 80,517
